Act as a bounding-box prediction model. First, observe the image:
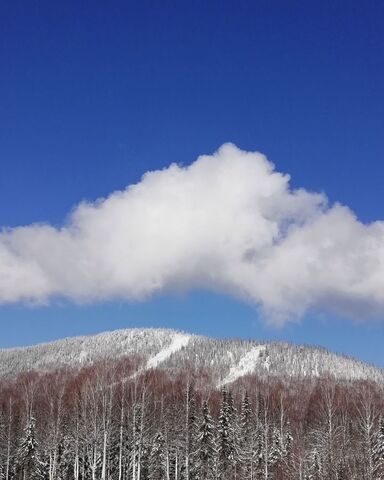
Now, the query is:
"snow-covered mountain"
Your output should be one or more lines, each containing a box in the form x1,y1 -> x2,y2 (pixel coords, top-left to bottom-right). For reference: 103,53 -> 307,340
0,328 -> 383,385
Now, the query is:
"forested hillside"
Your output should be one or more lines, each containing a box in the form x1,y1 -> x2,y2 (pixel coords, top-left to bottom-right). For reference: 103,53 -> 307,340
0,328 -> 383,384
0,329 -> 384,479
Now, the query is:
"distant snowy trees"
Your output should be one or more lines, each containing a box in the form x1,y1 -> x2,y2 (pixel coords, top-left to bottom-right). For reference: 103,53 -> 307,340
1,328 -> 383,385
0,357 -> 383,479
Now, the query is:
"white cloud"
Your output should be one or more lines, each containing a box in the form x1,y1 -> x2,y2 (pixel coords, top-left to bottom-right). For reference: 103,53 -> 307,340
1,143 -> 384,324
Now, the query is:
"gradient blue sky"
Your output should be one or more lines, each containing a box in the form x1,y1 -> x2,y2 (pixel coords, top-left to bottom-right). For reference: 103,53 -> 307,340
1,1 -> 383,366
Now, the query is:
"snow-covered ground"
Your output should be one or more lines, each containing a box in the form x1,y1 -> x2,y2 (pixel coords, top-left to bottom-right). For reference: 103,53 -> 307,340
146,332 -> 191,369
217,345 -> 267,387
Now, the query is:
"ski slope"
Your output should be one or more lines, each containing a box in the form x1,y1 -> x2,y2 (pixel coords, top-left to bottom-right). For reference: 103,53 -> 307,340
218,345 -> 267,387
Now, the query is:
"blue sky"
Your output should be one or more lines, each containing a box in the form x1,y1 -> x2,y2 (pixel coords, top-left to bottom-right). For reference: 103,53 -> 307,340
1,1 -> 383,366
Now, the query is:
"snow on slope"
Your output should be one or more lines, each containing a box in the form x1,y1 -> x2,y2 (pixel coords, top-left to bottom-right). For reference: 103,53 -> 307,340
0,328 -> 195,378
217,345 -> 267,387
0,328 -> 383,385
146,332 -> 191,369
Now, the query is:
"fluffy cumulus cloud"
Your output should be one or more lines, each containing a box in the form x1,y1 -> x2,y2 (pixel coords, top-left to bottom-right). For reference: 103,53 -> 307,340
1,143 -> 384,324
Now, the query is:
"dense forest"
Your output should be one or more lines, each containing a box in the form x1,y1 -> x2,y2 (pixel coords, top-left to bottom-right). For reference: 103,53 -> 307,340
0,355 -> 384,480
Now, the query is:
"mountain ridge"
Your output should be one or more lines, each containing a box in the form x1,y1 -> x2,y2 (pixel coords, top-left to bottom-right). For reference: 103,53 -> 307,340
0,327 -> 383,385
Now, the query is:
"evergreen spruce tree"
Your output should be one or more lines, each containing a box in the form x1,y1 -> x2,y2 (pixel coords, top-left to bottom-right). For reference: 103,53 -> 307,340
17,416 -> 40,480
253,425 -> 265,478
336,461 -> 348,480
107,436 -> 120,479
56,435 -> 73,480
227,391 -> 239,468
268,424 -> 292,474
197,401 -> 216,480
217,389 -> 238,478
276,422 -> 293,476
239,392 -> 253,478
373,419 -> 384,480
284,422 -> 293,458
305,451 -> 322,480
217,389 -> 230,477
130,403 -> 145,480
268,427 -> 282,469
37,456 -> 49,480
240,392 -> 252,443
149,432 -> 166,480
139,442 -> 151,480
185,383 -> 199,480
